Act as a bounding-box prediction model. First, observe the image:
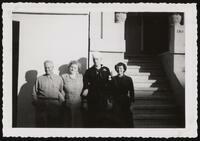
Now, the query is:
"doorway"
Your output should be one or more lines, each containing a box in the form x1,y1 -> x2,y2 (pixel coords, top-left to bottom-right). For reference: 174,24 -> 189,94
12,20 -> 19,127
125,13 -> 170,56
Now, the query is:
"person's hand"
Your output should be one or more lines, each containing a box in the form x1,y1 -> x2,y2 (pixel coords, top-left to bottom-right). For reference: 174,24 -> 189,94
82,89 -> 88,97
58,93 -> 65,103
107,99 -> 113,110
110,71 -> 115,77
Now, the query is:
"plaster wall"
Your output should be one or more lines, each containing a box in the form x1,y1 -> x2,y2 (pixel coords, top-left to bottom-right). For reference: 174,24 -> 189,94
90,12 -> 125,52
13,13 -> 88,127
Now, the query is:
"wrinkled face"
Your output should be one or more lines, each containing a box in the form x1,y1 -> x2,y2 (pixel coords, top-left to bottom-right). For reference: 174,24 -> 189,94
117,65 -> 124,76
69,64 -> 78,74
44,62 -> 54,75
93,57 -> 102,67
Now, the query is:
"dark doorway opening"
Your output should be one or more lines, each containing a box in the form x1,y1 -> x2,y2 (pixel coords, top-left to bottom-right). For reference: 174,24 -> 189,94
125,13 -> 142,56
12,21 -> 20,127
143,13 -> 169,54
125,12 -> 170,56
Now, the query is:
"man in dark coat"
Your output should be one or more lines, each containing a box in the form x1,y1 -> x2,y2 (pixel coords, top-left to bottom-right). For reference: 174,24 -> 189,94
81,52 -> 112,127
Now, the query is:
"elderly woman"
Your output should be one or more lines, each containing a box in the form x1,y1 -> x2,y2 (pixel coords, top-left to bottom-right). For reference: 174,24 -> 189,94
111,62 -> 135,128
61,60 -> 83,127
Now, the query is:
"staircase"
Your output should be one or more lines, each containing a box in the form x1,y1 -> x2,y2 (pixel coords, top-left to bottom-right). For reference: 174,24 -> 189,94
125,54 -> 182,128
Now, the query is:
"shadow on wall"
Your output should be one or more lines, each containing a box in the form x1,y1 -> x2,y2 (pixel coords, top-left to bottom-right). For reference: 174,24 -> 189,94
16,57 -> 87,127
159,53 -> 185,127
171,55 -> 185,128
58,57 -> 87,76
17,70 -> 38,127
78,57 -> 87,75
59,64 -> 69,75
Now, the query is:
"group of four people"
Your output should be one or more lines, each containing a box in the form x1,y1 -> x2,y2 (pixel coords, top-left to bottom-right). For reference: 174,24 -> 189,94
32,52 -> 135,128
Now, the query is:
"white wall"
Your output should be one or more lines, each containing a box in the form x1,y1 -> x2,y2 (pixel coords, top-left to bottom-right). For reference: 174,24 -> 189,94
169,24 -> 185,87
13,14 -> 88,94
13,13 -> 88,127
89,12 -> 125,74
169,25 -> 185,53
174,55 -> 185,87
90,12 -> 126,52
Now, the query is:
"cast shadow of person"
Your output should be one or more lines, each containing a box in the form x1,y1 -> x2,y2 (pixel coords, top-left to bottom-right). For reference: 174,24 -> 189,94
58,64 -> 69,76
17,70 -> 37,127
58,57 -> 87,76
78,57 -> 87,75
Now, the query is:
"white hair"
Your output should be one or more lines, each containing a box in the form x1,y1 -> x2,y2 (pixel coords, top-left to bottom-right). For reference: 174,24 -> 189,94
92,52 -> 102,59
44,60 -> 54,66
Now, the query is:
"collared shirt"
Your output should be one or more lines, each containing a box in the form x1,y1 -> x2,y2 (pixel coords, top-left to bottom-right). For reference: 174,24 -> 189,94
32,74 -> 64,101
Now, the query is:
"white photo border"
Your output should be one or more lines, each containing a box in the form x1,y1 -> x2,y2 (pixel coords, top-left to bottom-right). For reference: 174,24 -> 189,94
2,3 -> 198,137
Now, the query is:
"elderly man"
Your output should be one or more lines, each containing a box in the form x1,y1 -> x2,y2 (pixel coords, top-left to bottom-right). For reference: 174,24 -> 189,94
81,52 -> 112,127
32,60 -> 65,127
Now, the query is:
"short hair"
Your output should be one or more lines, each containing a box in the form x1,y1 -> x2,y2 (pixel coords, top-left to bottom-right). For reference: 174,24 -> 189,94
92,51 -> 102,59
68,60 -> 81,70
44,60 -> 54,66
115,62 -> 127,72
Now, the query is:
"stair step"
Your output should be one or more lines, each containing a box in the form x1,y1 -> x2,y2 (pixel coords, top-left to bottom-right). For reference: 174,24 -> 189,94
127,59 -> 159,63
127,67 -> 164,74
127,62 -> 161,67
134,95 -> 174,104
132,79 -> 166,83
127,62 -> 160,66
127,66 -> 161,71
127,72 -> 165,76
133,114 -> 177,120
128,72 -> 151,76
123,54 -> 181,128
134,87 -> 169,91
133,81 -> 169,88
138,69 -> 164,73
126,60 -> 155,64
133,119 -> 178,126
130,76 -> 166,82
134,121 -> 179,128
135,95 -> 172,100
133,104 -> 176,110
128,75 -> 166,83
135,91 -> 172,97
127,66 -> 141,69
134,100 -> 173,105
126,70 -> 164,76
132,108 -> 177,115
134,125 -> 179,128
124,54 -> 156,59
135,90 -> 171,95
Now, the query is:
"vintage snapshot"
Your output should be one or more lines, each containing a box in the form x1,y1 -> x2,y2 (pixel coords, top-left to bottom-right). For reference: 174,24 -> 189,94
2,3 -> 197,137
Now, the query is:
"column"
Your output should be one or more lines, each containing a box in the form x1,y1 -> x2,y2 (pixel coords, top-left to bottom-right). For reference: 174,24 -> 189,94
169,13 -> 185,87
169,13 -> 185,53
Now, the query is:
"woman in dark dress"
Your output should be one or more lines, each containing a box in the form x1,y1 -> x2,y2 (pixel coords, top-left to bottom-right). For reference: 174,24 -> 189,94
111,62 -> 135,128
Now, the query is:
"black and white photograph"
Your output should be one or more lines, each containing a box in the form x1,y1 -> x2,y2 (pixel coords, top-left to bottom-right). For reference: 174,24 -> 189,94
2,3 -> 197,137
